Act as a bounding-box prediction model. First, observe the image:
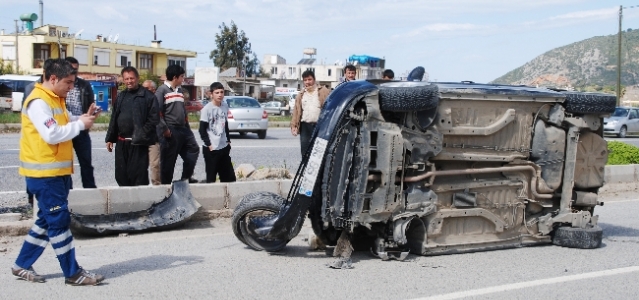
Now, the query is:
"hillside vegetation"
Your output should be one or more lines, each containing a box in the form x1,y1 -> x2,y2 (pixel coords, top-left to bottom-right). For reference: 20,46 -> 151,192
492,29 -> 639,92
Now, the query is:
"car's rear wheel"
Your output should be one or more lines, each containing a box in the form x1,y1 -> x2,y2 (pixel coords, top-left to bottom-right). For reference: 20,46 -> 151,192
552,225 -> 603,249
561,92 -> 616,114
619,126 -> 627,138
379,84 -> 439,112
258,130 -> 267,139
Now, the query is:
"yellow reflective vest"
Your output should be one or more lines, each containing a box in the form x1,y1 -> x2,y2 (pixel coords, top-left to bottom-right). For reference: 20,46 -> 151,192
19,83 -> 74,177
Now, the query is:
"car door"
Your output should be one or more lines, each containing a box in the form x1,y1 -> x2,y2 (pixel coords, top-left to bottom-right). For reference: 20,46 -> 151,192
629,109 -> 639,134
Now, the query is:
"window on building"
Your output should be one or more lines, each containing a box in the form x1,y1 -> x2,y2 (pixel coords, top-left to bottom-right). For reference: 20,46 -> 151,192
33,44 -> 50,68
271,67 -> 278,75
306,67 -> 315,73
249,86 -> 255,94
168,56 -> 186,69
74,45 -> 88,64
328,69 -> 332,76
289,67 -> 295,76
1,42 -> 15,61
116,50 -> 133,67
283,84 -> 288,87
139,53 -> 153,69
93,48 -> 111,66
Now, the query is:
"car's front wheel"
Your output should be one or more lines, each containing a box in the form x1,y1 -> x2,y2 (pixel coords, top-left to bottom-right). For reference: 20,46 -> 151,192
619,126 -> 627,138
232,192 -> 288,251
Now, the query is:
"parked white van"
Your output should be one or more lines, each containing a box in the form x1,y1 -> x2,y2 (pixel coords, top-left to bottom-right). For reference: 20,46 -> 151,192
0,75 -> 41,112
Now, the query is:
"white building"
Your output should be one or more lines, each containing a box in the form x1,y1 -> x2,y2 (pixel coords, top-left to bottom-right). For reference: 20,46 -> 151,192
261,48 -> 386,89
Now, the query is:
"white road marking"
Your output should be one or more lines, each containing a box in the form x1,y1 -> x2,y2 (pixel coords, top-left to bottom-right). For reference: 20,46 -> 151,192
604,199 -> 639,204
411,266 -> 639,300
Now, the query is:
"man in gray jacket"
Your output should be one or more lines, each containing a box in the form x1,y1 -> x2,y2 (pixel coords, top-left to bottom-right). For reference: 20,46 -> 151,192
155,65 -> 199,184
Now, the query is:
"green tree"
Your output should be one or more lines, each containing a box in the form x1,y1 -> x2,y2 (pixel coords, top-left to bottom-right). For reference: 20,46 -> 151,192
0,59 -> 15,75
138,71 -> 161,88
209,21 -> 252,77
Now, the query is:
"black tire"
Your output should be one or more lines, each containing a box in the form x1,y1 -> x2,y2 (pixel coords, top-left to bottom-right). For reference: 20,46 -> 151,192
552,225 -> 603,249
232,192 -> 288,251
561,92 -> 616,114
258,130 -> 267,139
619,126 -> 627,138
379,84 -> 439,112
239,132 -> 247,136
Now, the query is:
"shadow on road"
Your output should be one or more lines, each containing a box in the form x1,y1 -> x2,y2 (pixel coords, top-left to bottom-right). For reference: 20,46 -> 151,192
94,255 -> 205,280
43,254 -> 205,280
600,222 -> 639,238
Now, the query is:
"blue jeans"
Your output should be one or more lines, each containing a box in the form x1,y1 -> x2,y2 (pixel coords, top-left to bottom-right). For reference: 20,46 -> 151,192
15,176 -> 81,278
73,130 -> 96,188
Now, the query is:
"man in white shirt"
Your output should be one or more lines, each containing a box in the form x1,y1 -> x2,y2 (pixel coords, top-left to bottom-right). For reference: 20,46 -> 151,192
13,58 -> 105,286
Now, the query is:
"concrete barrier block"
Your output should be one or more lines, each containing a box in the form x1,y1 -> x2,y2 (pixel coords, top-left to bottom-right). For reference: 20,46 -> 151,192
0,213 -> 21,222
68,188 -> 108,215
227,180 -> 280,210
279,179 -> 294,198
605,165 -> 635,184
189,183 -> 227,210
108,185 -> 172,214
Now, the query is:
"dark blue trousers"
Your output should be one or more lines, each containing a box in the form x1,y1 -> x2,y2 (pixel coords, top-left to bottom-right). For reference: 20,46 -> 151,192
15,176 -> 80,278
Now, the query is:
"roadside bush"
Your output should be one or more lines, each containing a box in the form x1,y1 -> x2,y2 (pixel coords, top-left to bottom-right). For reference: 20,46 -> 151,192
607,141 -> 639,165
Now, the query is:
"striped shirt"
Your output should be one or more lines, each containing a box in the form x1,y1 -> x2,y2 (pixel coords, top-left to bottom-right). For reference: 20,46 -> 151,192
155,82 -> 188,130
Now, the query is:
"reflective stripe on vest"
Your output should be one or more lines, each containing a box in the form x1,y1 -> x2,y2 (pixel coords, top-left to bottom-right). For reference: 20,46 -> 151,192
20,161 -> 73,170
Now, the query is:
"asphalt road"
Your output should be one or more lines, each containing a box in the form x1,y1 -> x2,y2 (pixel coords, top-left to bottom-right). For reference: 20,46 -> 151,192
0,193 -> 637,299
0,128 -> 302,192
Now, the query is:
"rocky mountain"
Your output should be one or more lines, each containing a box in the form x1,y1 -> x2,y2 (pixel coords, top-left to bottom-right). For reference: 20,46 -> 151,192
491,29 -> 639,88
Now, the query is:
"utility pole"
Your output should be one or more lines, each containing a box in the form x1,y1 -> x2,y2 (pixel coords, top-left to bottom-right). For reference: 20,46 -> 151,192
14,20 -> 19,74
617,5 -> 622,106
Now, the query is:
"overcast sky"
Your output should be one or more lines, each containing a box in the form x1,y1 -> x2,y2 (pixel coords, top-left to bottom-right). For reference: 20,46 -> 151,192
1,0 -> 638,83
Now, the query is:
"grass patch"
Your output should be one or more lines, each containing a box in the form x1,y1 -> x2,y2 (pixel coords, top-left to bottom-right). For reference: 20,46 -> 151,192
269,115 -> 291,122
607,141 -> 639,165
0,113 -> 20,123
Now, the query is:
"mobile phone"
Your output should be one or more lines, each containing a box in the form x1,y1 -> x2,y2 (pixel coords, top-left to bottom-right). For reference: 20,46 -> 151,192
92,107 -> 102,115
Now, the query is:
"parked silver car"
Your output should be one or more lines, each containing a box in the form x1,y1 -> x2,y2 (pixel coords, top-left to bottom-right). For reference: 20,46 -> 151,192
604,106 -> 639,138
262,101 -> 290,116
225,96 -> 269,139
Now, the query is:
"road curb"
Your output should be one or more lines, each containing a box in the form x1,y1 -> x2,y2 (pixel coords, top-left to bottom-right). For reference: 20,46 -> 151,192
1,165 -> 638,237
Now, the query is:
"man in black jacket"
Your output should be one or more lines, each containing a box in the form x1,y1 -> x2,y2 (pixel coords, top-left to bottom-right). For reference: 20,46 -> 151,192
65,57 -> 97,188
105,67 -> 159,186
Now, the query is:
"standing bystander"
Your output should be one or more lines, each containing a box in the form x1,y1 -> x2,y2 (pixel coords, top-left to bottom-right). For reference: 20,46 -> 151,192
105,67 -> 159,186
335,64 -> 357,89
290,70 -> 330,157
198,82 -> 236,183
155,65 -> 200,184
12,58 -> 105,286
382,69 -> 394,80
64,57 -> 97,188
142,80 -> 162,185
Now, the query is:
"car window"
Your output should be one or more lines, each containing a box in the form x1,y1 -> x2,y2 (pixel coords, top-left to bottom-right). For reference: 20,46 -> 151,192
631,110 -> 639,119
612,107 -> 629,117
226,97 -> 261,108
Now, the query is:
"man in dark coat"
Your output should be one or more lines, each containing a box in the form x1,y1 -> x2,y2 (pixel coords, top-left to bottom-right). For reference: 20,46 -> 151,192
105,67 -> 159,186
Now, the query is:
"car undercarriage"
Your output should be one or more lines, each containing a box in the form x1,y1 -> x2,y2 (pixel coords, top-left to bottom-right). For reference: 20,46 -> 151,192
232,77 -> 615,265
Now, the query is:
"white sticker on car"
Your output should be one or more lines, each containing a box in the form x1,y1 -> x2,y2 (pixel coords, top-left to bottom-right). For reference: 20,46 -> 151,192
298,137 -> 328,197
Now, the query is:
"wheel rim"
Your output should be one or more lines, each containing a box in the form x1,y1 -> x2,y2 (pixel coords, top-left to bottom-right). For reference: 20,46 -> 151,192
236,208 -> 288,251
